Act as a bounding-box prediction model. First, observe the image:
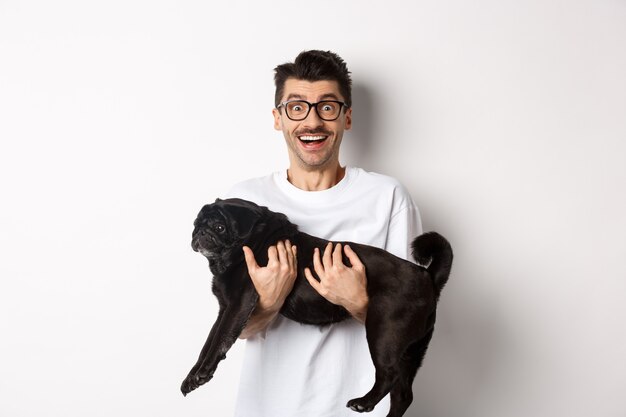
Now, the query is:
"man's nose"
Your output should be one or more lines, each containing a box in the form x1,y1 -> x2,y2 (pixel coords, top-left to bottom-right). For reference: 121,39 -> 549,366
302,106 -> 324,127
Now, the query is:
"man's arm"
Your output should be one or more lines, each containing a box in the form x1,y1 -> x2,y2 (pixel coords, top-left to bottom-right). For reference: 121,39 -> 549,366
239,240 -> 297,339
304,242 -> 369,324
301,199 -> 422,323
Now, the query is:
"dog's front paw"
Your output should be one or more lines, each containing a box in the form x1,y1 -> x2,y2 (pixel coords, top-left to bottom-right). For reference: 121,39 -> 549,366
180,372 -> 213,396
346,397 -> 375,413
181,374 -> 199,396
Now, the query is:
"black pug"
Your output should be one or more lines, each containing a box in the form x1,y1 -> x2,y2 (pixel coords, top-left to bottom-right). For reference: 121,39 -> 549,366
181,198 -> 452,417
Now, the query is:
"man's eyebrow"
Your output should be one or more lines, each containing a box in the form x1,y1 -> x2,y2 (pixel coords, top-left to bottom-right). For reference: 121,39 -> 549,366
319,93 -> 340,100
284,93 -> 305,101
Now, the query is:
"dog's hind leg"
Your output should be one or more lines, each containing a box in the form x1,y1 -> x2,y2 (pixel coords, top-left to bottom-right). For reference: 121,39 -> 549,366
347,294 -> 433,414
346,330 -> 401,411
386,328 -> 434,417
346,302 -> 412,413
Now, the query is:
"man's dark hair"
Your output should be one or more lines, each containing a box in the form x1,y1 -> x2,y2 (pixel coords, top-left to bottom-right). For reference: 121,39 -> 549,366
274,50 -> 352,108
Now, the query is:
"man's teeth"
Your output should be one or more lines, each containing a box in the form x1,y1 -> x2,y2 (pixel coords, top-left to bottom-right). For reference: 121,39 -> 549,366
299,135 -> 327,142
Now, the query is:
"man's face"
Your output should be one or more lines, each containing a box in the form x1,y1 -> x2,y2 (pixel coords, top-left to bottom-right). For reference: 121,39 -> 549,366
273,78 -> 352,170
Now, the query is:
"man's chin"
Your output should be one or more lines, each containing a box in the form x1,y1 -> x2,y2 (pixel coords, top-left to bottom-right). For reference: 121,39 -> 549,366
295,149 -> 330,164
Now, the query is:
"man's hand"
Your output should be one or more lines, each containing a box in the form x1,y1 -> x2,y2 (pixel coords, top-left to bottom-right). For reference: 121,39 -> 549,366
239,240 -> 297,339
304,243 -> 369,323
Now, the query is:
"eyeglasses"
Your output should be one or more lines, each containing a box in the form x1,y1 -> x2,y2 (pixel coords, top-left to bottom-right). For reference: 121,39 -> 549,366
277,100 -> 348,121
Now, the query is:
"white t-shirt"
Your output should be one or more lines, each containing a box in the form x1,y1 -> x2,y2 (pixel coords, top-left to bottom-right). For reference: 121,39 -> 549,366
226,166 -> 422,417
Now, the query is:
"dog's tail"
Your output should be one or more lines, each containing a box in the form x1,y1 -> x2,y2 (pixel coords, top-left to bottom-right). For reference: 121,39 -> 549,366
411,232 -> 453,299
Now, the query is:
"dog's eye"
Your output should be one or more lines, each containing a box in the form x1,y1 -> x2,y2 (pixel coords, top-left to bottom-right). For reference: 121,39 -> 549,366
214,224 -> 226,234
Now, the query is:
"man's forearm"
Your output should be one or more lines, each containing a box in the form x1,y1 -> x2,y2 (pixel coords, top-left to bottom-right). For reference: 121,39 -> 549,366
239,306 -> 280,339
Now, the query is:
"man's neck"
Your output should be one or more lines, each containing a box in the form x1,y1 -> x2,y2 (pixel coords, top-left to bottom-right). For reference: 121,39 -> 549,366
286,164 -> 346,191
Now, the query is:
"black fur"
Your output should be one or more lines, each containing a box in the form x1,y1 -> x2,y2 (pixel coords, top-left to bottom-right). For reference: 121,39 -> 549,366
181,198 -> 452,417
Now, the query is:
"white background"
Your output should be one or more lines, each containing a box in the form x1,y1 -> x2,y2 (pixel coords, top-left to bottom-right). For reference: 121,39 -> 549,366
1,1 -> 625,416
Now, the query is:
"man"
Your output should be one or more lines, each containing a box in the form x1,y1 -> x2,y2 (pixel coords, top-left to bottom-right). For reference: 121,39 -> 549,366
226,50 -> 422,417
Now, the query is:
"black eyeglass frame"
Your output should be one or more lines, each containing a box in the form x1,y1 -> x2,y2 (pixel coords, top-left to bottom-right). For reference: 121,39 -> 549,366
276,100 -> 349,121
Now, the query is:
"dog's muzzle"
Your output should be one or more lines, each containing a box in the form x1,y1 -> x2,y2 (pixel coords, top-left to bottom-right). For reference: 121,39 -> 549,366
191,229 -> 218,254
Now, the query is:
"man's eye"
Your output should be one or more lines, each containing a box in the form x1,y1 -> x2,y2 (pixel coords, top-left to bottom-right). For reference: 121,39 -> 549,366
321,105 -> 333,111
292,105 -> 303,112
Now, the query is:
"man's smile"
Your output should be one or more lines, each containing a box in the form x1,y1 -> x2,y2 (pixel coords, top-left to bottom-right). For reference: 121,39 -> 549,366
297,134 -> 329,149
298,135 -> 327,142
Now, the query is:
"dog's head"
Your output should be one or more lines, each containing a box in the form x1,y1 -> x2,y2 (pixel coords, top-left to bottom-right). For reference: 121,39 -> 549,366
191,198 -> 295,275
192,199 -> 264,268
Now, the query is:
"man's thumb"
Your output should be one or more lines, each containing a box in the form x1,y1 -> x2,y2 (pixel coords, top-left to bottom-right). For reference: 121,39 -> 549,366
242,246 -> 259,271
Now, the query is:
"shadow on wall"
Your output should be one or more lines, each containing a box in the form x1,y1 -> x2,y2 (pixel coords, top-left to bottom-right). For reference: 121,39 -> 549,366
406,283 -> 509,417
401,208 -> 512,416
346,83 -> 507,416
343,82 -> 380,172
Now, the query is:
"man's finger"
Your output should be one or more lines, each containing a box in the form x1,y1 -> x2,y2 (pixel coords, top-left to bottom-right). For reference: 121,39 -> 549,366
290,244 -> 297,268
313,247 -> 324,277
285,240 -> 294,264
242,246 -> 259,272
276,241 -> 288,265
344,245 -> 364,268
322,242 -> 333,269
304,267 -> 322,292
267,245 -> 278,266
333,242 -> 343,265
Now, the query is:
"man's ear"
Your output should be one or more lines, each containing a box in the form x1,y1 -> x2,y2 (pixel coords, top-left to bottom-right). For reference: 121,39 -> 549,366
344,107 -> 352,130
272,108 -> 282,131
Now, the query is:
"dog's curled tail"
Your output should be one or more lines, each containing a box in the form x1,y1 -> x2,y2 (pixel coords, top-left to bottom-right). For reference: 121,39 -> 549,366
411,232 -> 453,299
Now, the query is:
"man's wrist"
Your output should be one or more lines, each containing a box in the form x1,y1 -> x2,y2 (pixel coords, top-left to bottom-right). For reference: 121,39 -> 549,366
347,295 -> 369,324
258,296 -> 283,314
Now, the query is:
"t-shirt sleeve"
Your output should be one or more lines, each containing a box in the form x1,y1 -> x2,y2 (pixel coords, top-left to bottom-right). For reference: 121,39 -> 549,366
224,179 -> 262,202
384,200 -> 423,262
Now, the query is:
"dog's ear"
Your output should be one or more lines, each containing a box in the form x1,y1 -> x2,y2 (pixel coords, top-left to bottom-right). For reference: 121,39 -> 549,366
214,198 -> 222,203
226,205 -> 264,237
216,199 -> 265,238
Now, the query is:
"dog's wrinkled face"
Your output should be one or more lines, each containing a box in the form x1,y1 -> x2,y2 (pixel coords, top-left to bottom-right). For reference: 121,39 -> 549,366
191,198 -> 264,273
